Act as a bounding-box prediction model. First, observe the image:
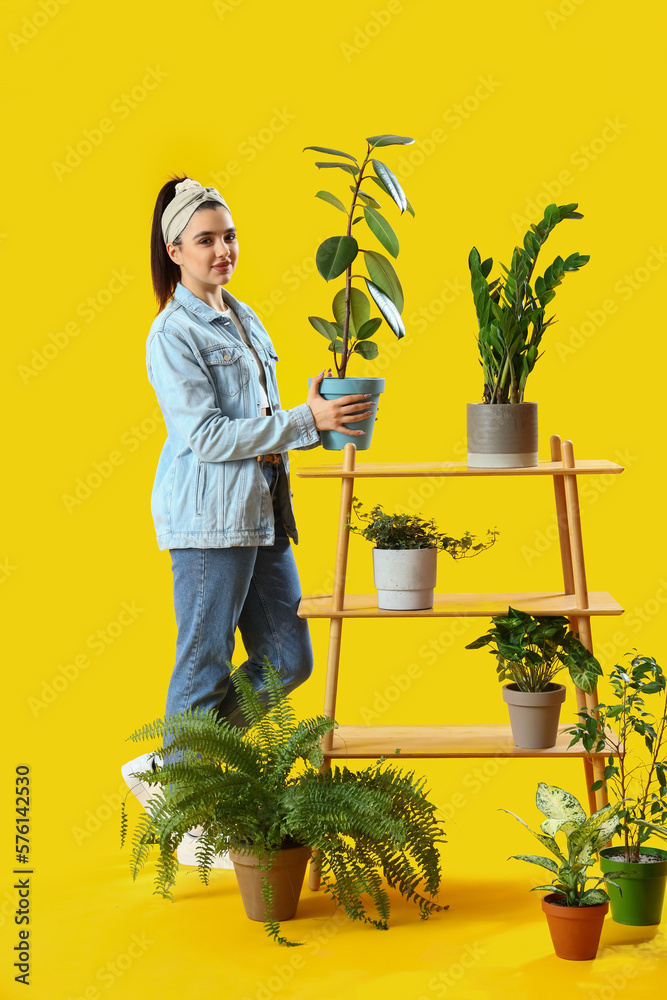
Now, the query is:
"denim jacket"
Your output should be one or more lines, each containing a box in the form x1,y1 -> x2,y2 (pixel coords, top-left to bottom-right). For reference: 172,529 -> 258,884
146,282 -> 319,550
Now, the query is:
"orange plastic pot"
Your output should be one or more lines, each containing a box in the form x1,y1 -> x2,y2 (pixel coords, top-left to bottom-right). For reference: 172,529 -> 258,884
541,892 -> 608,960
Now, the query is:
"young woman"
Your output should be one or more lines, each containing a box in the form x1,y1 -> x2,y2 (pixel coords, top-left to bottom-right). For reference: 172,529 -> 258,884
122,176 -> 374,861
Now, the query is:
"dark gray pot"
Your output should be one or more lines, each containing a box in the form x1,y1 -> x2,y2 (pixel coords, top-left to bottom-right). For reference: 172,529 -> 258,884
467,402 -> 538,468
502,683 -> 566,748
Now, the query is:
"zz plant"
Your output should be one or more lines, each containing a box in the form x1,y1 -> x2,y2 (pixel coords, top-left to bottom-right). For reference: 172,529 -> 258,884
503,782 -> 623,906
304,134 -> 415,377
469,203 -> 589,403
565,653 -> 667,863
348,498 -> 499,557
465,607 -> 602,694
121,657 -> 446,946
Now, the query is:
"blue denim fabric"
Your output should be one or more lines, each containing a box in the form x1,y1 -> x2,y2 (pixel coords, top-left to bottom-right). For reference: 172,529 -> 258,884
146,282 -> 319,550
165,463 -> 314,729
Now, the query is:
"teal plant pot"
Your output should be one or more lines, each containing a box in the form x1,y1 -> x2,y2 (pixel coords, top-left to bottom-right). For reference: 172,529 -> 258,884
309,377 -> 385,451
600,846 -> 667,926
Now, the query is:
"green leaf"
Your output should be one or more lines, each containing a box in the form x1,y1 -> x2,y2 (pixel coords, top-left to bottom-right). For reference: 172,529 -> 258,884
315,191 -> 347,213
303,145 -> 358,163
366,134 -> 415,147
316,236 -> 359,281
405,198 -> 415,217
579,888 -> 609,906
314,162 -> 359,176
536,782 -> 586,831
332,286 -> 371,338
353,341 -> 379,359
363,206 -> 399,258
365,279 -> 405,339
371,159 -> 408,213
364,251 -> 404,312
510,854 -> 559,874
353,187 -> 382,208
356,318 -> 382,340
308,316 -> 340,342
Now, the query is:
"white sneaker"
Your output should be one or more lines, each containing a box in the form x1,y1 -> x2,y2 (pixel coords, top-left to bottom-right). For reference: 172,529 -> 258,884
121,753 -> 164,811
177,825 -> 234,870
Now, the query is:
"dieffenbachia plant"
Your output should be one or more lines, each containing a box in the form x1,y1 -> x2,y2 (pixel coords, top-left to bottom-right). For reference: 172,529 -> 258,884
503,782 -> 623,906
304,134 -> 415,377
469,203 -> 589,403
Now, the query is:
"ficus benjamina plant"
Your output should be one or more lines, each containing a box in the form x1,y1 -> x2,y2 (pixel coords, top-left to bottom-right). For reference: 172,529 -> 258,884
304,134 -> 415,377
469,202 -> 589,404
565,653 -> 667,862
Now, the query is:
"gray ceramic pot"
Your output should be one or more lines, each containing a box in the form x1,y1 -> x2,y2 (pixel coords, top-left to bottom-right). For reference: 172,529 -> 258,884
467,401 -> 538,468
502,682 -> 566,748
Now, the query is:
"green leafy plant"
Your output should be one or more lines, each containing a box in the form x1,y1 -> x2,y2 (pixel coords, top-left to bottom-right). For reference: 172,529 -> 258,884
348,498 -> 499,558
121,658 -> 446,946
465,607 -> 602,694
469,202 -> 589,403
565,653 -> 667,862
304,134 -> 415,377
503,782 -> 623,906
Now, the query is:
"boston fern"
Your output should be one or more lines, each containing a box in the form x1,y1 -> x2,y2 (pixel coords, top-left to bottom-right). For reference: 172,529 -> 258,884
348,498 -> 499,557
121,658 -> 446,946
304,134 -> 414,377
469,202 -> 589,403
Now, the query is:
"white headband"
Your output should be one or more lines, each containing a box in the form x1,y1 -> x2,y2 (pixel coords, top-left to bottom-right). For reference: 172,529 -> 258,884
161,178 -> 230,245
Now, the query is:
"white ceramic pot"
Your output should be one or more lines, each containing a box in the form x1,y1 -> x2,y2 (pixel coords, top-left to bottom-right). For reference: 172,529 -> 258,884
372,548 -> 438,610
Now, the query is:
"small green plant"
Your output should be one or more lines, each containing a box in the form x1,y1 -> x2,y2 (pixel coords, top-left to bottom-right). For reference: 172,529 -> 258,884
503,782 -> 623,906
565,653 -> 667,863
469,202 -> 589,404
348,498 -> 499,557
465,607 -> 602,694
121,658 -> 446,946
304,134 -> 415,377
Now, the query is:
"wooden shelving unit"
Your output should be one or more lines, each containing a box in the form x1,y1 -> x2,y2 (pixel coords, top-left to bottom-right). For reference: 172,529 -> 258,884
297,435 -> 625,888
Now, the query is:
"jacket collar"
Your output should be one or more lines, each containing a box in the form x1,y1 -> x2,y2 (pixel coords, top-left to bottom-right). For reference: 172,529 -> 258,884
172,282 -> 254,326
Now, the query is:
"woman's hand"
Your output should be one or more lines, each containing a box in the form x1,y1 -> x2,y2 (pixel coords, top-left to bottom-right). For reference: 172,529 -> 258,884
306,370 -> 376,436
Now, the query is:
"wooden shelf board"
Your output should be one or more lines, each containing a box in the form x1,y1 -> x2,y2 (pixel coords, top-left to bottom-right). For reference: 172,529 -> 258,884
296,460 -> 624,480
298,591 -> 624,619
324,724 -> 623,759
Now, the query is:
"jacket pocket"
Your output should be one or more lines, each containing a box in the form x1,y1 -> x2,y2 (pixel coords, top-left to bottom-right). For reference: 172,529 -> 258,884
195,460 -> 206,516
200,344 -> 249,397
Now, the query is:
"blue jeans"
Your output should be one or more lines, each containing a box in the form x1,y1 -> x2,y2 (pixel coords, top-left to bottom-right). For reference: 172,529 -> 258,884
165,463 -> 313,730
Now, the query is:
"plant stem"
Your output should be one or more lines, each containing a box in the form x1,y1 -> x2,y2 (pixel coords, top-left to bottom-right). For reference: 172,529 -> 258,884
340,146 -> 370,378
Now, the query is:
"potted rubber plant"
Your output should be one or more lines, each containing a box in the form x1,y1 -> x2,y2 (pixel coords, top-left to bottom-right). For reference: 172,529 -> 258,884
467,202 -> 589,468
465,608 -> 602,748
348,498 -> 498,610
121,658 -> 446,947
304,133 -> 415,450
565,653 -> 667,926
503,782 -> 623,960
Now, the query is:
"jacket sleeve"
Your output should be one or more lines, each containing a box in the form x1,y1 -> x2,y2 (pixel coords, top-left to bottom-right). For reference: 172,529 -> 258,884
148,328 -> 319,462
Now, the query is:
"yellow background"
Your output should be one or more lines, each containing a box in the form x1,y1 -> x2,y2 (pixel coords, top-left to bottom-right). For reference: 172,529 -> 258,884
2,0 -> 666,996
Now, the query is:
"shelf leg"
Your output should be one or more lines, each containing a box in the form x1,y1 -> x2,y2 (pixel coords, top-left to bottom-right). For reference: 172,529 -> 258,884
561,439 -> 608,813
309,443 -> 356,892
551,435 -> 597,814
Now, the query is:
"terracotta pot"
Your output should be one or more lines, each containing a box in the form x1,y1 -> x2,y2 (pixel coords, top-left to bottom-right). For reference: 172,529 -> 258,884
466,401 -> 538,468
228,845 -> 311,922
600,846 -> 667,926
372,547 -> 438,610
541,892 -> 608,960
502,683 -> 566,748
